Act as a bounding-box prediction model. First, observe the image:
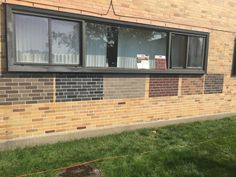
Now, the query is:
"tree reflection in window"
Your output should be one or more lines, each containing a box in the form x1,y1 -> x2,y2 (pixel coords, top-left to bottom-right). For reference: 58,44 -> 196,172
51,19 -> 80,64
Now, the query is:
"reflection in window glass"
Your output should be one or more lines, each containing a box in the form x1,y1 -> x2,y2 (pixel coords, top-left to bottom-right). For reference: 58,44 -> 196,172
11,12 -> 208,72
86,23 -> 108,67
107,27 -> 118,67
188,36 -> 205,68
118,27 -> 167,69
51,19 -> 80,64
15,14 -> 49,63
171,34 -> 187,68
85,23 -> 167,69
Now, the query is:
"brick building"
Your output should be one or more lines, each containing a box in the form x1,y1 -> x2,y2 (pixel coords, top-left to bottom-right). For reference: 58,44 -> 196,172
0,0 -> 236,146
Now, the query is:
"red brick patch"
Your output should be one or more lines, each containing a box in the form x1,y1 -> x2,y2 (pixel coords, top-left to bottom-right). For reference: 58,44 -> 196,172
149,75 -> 179,97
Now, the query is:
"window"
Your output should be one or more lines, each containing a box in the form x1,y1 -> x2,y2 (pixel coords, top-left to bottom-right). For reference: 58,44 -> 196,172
6,5 -> 209,73
170,33 -> 205,69
11,13 -> 81,68
85,23 -> 108,67
117,27 -> 167,69
51,19 -> 80,65
15,14 -> 49,64
188,36 -> 205,68
171,34 -> 187,68
85,23 -> 167,69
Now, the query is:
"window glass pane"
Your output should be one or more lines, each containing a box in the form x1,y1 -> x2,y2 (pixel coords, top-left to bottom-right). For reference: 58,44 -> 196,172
107,26 -> 118,67
188,36 -> 205,68
118,27 -> 167,69
51,19 -> 80,65
15,14 -> 49,63
86,23 -> 167,69
171,34 -> 187,68
86,22 -> 108,67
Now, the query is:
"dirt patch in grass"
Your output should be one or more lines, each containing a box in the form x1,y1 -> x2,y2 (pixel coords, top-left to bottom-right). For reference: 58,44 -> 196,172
58,165 -> 101,177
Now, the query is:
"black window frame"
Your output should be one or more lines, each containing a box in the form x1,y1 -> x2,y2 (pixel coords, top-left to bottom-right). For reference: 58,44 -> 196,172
13,14 -> 83,66
170,32 -> 188,69
5,4 -> 209,74
232,38 -> 236,76
170,32 -> 206,70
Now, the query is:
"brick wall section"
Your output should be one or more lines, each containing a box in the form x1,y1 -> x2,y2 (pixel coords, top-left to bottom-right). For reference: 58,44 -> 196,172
0,74 -> 54,105
103,75 -> 146,99
149,75 -> 179,97
204,74 -> 224,94
181,75 -> 204,95
56,74 -> 103,102
1,0 -> 236,142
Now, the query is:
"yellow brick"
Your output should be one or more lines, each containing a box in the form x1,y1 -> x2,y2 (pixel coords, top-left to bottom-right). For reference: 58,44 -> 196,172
1,0 -> 236,141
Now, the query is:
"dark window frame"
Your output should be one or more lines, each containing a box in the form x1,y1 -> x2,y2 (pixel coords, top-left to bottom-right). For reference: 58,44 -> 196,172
170,32 -> 207,70
232,38 -> 236,76
6,6 -> 84,72
170,32 -> 188,69
13,14 -> 83,66
5,4 -> 209,74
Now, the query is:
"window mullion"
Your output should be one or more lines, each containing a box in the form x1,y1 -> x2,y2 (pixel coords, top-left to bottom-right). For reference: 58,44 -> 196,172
81,21 -> 86,67
185,36 -> 190,68
201,38 -> 206,69
167,32 -> 172,69
106,26 -> 118,67
48,18 -> 52,65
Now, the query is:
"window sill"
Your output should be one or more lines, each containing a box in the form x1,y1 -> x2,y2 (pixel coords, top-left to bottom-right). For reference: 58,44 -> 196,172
8,64 -> 205,75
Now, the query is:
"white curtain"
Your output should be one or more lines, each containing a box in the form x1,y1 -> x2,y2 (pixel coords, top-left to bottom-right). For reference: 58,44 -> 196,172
188,37 -> 204,67
86,23 -> 107,67
51,19 -> 80,65
117,28 -> 167,69
52,54 -> 80,64
15,14 -> 49,63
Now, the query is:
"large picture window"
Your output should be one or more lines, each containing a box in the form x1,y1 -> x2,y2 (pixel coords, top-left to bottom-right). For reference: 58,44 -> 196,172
6,5 -> 209,73
85,23 -> 167,69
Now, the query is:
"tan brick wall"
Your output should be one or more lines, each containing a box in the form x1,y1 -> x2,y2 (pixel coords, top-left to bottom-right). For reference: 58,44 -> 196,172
1,0 -> 236,32
103,75 -> 146,99
181,75 -> 204,95
1,93 -> 236,140
0,0 -> 236,141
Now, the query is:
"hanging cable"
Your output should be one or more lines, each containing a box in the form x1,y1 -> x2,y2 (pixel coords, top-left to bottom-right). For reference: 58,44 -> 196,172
4,0 -> 236,34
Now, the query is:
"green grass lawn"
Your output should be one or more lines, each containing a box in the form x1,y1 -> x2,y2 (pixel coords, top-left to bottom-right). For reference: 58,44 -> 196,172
1,117 -> 236,177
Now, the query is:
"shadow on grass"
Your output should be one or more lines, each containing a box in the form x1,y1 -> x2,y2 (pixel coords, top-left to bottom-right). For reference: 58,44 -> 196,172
162,150 -> 236,177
